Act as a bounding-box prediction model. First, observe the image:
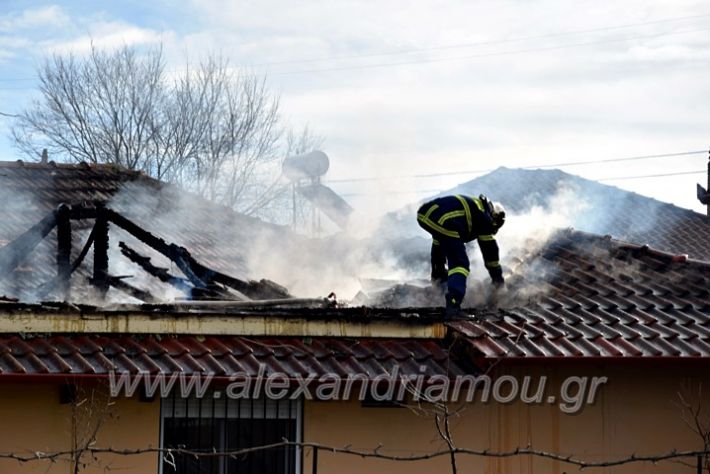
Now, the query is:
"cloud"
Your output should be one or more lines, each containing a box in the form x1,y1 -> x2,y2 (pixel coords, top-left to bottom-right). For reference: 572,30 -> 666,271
44,21 -> 168,55
0,5 -> 70,32
2,0 -> 709,217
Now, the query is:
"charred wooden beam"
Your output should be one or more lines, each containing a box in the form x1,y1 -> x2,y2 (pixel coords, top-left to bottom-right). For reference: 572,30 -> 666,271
0,210 -> 58,281
106,210 -> 210,288
55,204 -> 72,301
101,274 -> 156,303
107,210 -> 279,299
92,205 -> 109,296
118,242 -> 236,300
118,242 -> 192,294
69,205 -> 98,220
36,220 -> 100,299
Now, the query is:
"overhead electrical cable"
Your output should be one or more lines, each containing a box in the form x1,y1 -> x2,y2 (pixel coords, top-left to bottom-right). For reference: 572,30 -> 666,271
339,170 -> 707,197
248,13 -> 710,68
325,150 -> 708,183
272,26 -> 710,75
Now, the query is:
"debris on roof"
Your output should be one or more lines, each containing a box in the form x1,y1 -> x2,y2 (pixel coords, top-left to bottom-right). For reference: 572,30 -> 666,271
447,229 -> 710,359
0,202 -> 292,303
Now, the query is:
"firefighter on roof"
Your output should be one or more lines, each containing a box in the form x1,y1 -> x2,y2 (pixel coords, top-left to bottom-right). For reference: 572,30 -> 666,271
416,194 -> 506,316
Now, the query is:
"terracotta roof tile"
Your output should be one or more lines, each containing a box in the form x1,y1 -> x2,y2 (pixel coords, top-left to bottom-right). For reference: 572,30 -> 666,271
448,230 -> 710,360
0,335 -> 470,378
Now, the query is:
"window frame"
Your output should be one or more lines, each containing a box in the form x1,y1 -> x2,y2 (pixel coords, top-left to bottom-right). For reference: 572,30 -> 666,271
158,390 -> 303,474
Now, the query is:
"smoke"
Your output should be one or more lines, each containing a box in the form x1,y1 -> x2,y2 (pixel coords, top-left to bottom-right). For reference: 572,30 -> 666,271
0,165 -> 658,308
103,181 -> 256,302
479,183 -> 591,308
0,184 -> 56,302
243,181 -> 597,306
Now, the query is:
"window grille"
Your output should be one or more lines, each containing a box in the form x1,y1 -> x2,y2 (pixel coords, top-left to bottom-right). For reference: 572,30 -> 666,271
160,390 -> 301,474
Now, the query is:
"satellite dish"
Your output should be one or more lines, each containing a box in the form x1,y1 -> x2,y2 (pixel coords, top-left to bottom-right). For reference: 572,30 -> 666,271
283,151 -> 329,181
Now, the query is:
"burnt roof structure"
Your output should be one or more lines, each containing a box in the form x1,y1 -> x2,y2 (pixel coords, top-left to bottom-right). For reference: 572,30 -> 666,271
0,227 -> 706,374
0,160 -> 296,302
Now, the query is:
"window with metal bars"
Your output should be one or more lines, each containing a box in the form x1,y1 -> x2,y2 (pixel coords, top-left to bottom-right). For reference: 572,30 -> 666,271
160,390 -> 302,474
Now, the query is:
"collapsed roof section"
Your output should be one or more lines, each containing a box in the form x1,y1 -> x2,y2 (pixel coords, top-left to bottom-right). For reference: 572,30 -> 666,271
0,160 -> 298,303
0,202 -> 293,303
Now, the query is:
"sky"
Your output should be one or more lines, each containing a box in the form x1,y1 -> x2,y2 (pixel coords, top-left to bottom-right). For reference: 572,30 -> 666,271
0,0 -> 709,217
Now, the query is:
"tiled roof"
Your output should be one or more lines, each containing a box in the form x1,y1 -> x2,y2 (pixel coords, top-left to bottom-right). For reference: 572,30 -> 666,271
0,160 -> 291,301
447,229 -> 710,359
0,335 -> 466,378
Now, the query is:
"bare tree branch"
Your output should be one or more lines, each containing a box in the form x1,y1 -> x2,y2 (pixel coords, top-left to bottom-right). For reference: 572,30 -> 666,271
11,44 -> 320,224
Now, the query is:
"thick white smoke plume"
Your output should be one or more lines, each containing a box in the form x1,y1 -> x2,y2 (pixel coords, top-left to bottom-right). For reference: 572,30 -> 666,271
0,170 -> 603,307
95,179 -> 592,306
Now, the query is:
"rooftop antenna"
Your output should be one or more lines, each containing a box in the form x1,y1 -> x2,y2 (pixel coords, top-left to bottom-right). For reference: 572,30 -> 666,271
697,147 -> 710,217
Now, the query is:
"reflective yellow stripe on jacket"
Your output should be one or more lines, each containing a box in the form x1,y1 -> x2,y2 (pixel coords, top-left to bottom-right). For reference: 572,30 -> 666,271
454,195 -> 472,235
437,210 -> 466,225
417,213 -> 460,238
448,267 -> 470,277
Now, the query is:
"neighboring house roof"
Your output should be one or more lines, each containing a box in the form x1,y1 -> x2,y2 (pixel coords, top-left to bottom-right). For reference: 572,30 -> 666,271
388,167 -> 710,261
449,229 -> 710,359
452,167 -> 710,260
0,160 -> 291,301
0,334 -> 464,378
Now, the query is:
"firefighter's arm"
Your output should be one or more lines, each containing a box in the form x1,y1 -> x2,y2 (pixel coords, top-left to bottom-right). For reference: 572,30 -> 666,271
478,234 -> 504,286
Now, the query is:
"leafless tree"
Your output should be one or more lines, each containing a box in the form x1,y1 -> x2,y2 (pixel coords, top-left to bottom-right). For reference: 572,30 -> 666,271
677,383 -> 710,472
11,44 -> 320,221
66,384 -> 117,473
13,45 -> 164,170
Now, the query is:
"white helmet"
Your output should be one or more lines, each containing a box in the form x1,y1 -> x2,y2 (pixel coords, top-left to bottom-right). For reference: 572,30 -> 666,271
492,202 -> 506,232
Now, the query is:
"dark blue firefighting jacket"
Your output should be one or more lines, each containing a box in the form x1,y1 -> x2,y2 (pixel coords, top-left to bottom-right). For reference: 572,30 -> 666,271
417,195 -> 502,281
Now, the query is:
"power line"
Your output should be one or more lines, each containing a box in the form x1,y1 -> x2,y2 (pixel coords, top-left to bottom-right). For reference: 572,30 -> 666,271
3,16 -> 708,89
338,170 -> 707,197
600,169 -> 705,181
273,26 -> 710,75
249,13 -> 710,68
325,150 -> 708,184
